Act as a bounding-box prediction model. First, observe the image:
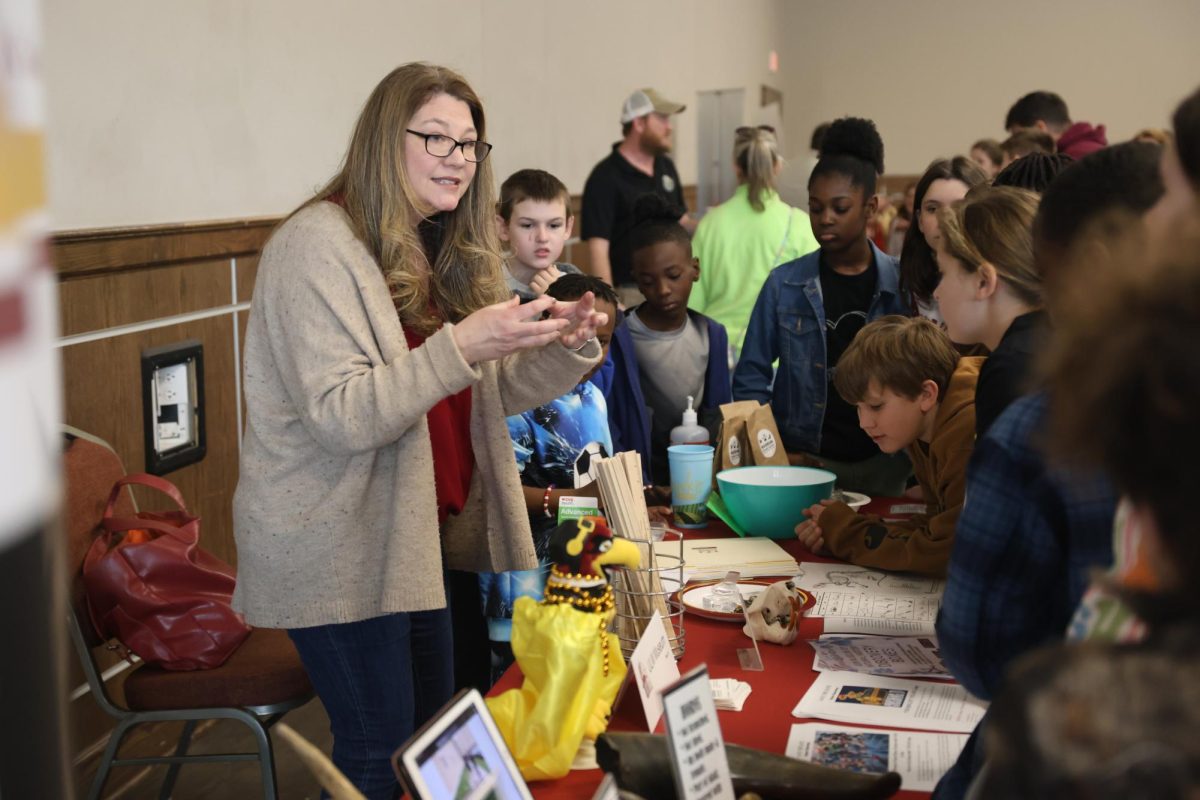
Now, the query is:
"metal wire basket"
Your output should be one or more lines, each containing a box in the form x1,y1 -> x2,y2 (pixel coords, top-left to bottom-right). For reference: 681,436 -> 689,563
611,527 -> 686,660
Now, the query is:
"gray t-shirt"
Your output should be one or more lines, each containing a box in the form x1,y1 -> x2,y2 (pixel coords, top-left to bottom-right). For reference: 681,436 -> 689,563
505,262 -> 582,302
626,309 -> 709,484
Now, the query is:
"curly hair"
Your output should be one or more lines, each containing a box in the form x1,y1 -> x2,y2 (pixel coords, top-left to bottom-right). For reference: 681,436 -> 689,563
627,192 -> 690,257
809,117 -> 884,195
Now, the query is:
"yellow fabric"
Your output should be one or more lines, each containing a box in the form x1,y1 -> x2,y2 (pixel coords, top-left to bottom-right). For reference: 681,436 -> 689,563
485,597 -> 627,782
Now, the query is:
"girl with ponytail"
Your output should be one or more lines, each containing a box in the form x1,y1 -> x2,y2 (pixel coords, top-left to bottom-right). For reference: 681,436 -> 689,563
690,125 -> 818,359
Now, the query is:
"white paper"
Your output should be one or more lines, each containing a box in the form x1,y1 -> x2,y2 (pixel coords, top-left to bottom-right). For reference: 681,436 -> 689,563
629,610 -> 682,731
785,723 -> 969,792
663,667 -> 735,800
796,562 -> 944,597
710,678 -> 752,711
810,636 -> 949,677
792,672 -> 986,733
889,504 -> 928,515
821,617 -> 937,637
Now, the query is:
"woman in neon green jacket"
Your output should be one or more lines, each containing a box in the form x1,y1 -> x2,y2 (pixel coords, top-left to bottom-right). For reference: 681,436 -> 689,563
689,125 -> 819,362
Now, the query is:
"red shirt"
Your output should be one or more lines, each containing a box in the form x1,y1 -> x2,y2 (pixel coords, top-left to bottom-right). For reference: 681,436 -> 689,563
404,327 -> 475,524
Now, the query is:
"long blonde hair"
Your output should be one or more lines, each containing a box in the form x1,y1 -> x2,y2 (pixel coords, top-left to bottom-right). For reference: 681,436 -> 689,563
734,126 -> 781,212
306,62 -> 508,335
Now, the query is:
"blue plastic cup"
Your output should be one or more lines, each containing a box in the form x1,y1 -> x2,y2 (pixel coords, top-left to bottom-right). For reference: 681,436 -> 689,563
668,444 -> 715,528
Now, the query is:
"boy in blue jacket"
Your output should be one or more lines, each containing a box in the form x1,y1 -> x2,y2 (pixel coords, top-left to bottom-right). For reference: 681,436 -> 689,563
606,193 -> 731,486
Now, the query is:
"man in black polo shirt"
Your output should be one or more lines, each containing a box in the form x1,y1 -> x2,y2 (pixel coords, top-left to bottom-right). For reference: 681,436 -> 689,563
581,88 -> 696,305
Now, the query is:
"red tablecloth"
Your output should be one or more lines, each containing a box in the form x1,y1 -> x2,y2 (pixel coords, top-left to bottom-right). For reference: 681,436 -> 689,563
490,497 -> 933,799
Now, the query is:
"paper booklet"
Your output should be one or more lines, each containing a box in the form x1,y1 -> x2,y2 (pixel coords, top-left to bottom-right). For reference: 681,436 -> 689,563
791,671 -> 986,733
793,563 -> 944,631
786,723 -> 969,792
656,537 -> 799,584
810,636 -> 950,678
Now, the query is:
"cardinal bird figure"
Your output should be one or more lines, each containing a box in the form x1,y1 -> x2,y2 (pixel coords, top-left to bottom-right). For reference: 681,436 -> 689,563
486,517 -> 640,781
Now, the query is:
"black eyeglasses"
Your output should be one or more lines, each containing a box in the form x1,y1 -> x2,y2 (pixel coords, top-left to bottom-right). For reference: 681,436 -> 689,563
736,125 -> 776,136
406,129 -> 493,163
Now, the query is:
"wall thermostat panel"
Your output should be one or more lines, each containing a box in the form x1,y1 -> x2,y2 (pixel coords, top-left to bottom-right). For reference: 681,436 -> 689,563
141,339 -> 206,475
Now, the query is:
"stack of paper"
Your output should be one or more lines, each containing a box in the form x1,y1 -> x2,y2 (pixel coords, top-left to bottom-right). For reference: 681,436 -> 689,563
710,678 -> 752,711
656,537 -> 800,584
793,562 -> 945,637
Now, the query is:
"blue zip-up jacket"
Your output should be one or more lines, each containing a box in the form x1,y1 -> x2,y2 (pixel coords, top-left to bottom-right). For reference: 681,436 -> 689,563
732,242 -> 906,455
606,307 -> 732,483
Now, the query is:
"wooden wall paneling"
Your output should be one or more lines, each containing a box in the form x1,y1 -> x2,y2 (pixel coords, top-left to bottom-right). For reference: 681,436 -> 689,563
237,309 -> 250,437
58,258 -> 233,338
60,314 -> 241,566
234,254 -> 259,306
52,218 -> 278,280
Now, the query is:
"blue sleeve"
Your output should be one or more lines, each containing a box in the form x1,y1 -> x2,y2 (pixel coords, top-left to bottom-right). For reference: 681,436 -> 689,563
506,413 -> 535,475
703,318 -> 733,407
732,273 -> 780,402
587,349 -> 615,395
936,436 -> 1062,700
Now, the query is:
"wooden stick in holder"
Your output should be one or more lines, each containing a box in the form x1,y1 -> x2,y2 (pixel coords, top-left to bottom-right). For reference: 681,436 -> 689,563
595,452 -> 674,647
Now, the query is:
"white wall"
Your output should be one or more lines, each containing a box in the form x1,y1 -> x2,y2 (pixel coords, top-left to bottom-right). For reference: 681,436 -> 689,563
778,0 -> 1200,179
43,0 -> 784,229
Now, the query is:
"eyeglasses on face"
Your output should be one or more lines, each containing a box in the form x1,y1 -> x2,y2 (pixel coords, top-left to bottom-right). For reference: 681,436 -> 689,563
736,125 -> 776,136
405,129 -> 493,163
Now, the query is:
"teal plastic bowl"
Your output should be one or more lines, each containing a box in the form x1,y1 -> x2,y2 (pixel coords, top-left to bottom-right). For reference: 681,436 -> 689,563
716,466 -> 837,539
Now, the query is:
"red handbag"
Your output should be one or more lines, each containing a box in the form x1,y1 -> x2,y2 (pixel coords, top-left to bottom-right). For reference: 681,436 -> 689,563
82,473 -> 251,670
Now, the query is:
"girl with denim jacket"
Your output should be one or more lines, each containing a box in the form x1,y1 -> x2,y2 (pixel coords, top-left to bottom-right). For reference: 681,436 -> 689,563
733,117 -> 910,496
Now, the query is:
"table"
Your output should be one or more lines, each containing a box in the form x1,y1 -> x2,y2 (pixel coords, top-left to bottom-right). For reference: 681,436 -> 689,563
490,498 -> 932,799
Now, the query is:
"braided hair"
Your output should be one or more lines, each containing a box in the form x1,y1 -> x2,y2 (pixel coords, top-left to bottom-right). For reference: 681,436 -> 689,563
992,152 -> 1075,194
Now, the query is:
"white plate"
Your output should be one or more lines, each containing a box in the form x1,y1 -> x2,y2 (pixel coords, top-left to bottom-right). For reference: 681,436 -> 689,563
837,491 -> 871,510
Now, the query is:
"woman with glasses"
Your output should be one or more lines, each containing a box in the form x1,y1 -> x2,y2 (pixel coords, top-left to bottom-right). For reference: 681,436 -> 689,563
688,125 -> 819,363
232,62 -> 606,799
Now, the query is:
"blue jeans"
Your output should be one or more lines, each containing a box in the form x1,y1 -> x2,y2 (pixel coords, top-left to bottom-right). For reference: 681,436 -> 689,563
288,608 -> 453,800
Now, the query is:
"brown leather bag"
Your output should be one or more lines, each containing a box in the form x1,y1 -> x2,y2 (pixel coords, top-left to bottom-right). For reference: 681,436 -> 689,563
82,473 -> 250,670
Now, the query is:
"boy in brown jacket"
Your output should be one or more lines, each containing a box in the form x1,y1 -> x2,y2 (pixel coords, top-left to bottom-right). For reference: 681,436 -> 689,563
795,316 -> 982,576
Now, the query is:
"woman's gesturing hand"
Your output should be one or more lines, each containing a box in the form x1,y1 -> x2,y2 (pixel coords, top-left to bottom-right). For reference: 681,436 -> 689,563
452,295 -> 568,364
548,291 -> 608,350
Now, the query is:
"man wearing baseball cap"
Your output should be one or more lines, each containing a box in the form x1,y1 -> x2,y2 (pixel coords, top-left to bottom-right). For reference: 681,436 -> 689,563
581,88 -> 696,303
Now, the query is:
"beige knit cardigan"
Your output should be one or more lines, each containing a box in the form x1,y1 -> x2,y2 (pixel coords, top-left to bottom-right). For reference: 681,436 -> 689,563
232,202 -> 600,628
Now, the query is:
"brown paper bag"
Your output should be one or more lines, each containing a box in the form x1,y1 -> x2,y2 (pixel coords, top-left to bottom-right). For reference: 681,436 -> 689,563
746,403 -> 789,466
715,400 -> 758,474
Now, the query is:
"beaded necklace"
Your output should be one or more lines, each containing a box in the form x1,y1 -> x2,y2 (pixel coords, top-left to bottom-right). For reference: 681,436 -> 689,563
543,566 -> 615,676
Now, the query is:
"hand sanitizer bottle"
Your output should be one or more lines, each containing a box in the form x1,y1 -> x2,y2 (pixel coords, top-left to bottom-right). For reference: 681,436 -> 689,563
669,396 -> 709,446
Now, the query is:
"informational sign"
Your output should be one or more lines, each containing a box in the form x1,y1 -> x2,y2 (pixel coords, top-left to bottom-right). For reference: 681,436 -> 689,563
628,609 -> 681,731
662,665 -> 735,800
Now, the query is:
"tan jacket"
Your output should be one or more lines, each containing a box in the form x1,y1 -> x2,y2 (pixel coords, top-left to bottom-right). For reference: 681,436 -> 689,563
820,357 -> 983,577
232,202 -> 600,628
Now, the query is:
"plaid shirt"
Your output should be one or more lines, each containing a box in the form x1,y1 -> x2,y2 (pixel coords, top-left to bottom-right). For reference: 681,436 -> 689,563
936,392 -> 1116,701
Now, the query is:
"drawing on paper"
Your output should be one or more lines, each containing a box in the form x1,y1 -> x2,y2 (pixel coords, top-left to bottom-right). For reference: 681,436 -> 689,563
835,686 -> 908,708
811,731 -> 890,774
